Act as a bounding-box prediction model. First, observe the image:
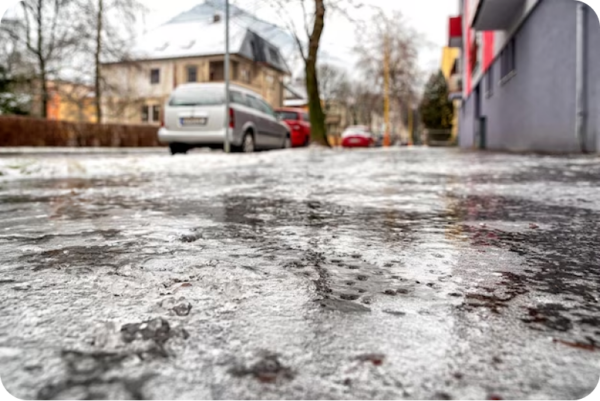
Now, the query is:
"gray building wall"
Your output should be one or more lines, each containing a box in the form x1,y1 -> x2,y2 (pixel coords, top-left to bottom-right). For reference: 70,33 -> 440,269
586,4 -> 600,153
459,0 -> 600,153
459,95 -> 475,148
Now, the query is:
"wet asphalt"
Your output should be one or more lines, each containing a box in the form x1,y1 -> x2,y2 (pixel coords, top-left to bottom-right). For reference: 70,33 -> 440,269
0,147 -> 599,400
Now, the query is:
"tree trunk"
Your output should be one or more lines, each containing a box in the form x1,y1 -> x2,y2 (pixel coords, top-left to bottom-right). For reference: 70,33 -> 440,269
36,0 -> 48,118
306,0 -> 328,147
39,65 -> 48,118
94,0 -> 103,123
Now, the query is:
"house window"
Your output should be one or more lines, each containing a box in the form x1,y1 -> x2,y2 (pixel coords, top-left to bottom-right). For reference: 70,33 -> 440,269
241,67 -> 251,83
150,68 -> 160,84
510,38 -> 516,71
266,75 -> 274,88
231,61 -> 239,80
500,38 -> 516,81
209,61 -> 224,81
269,48 -> 280,64
187,66 -> 197,83
470,32 -> 482,76
141,105 -> 149,122
486,65 -> 494,97
152,105 -> 161,122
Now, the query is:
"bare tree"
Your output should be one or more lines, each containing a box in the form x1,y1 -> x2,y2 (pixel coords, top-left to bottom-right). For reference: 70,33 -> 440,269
5,0 -> 83,118
301,0 -> 327,146
318,63 -> 350,112
77,0 -> 146,123
352,83 -> 381,129
354,9 -> 425,121
264,0 -> 364,146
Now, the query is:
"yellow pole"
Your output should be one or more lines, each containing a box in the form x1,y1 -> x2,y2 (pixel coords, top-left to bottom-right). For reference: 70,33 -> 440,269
383,34 -> 391,147
407,100 -> 413,146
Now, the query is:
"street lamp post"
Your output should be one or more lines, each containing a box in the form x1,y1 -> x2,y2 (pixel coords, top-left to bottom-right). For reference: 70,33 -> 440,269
224,0 -> 231,153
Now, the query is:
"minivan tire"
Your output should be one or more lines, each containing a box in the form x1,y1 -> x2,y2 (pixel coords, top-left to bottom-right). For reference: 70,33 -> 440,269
242,132 -> 255,153
169,143 -> 188,155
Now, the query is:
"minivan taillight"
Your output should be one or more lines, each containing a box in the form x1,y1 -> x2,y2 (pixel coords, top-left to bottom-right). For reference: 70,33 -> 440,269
160,111 -> 164,127
229,108 -> 235,129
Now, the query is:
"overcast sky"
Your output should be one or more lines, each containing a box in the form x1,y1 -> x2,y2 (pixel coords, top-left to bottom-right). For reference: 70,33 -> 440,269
139,0 -> 459,75
0,0 -> 458,77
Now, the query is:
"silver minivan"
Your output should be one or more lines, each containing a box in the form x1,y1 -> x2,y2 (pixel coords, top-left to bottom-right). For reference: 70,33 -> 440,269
158,83 -> 291,154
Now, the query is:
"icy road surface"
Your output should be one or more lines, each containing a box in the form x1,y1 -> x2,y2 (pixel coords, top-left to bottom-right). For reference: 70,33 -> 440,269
0,147 -> 598,399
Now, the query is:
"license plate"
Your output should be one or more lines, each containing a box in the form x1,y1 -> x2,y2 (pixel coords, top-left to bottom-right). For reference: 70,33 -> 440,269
180,117 -> 207,126
350,138 -> 362,144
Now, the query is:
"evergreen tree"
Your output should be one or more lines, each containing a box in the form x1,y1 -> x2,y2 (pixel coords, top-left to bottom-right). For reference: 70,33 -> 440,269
0,65 -> 29,116
419,70 -> 453,130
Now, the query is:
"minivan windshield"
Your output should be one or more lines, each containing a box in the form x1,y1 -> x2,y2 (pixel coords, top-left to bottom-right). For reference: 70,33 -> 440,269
169,88 -> 225,107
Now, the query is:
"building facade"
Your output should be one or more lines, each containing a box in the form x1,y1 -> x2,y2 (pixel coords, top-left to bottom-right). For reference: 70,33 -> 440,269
101,17 -> 289,126
46,81 -> 97,123
441,46 -> 461,145
450,0 -> 600,153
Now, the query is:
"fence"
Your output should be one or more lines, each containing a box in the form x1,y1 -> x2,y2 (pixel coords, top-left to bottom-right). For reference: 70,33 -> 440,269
0,115 -> 162,147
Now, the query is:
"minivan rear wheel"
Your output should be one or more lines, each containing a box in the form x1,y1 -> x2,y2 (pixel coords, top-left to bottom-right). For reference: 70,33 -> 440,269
242,133 -> 255,153
169,143 -> 188,155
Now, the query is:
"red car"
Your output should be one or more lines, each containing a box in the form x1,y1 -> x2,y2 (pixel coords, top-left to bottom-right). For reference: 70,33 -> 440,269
341,126 -> 374,148
275,108 -> 311,147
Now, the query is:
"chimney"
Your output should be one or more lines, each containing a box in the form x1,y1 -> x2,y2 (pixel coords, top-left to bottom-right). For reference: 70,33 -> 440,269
213,13 -> 221,23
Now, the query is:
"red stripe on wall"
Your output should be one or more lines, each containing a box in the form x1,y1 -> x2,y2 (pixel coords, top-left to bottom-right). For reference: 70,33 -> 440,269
483,31 -> 495,71
465,0 -> 472,96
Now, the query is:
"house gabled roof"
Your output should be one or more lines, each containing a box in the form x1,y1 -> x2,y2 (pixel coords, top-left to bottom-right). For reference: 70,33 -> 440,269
119,12 -> 289,74
284,83 -> 307,101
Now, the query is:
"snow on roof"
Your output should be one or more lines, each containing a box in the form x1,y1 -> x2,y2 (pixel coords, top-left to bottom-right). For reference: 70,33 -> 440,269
130,20 -> 247,61
284,83 -> 307,100
125,12 -> 289,73
168,0 -> 297,55
137,0 -> 339,79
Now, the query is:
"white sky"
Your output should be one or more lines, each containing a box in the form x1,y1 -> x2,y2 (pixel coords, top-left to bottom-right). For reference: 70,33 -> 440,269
0,0 -> 458,77
139,0 -> 459,75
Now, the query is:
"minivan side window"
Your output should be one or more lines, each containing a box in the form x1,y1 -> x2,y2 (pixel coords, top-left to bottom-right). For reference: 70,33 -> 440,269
245,95 -> 263,112
230,91 -> 246,106
259,99 -> 276,118
302,113 -> 309,122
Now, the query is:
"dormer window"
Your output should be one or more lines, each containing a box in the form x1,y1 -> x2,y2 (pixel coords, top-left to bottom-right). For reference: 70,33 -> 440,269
269,48 -> 279,64
154,42 -> 168,52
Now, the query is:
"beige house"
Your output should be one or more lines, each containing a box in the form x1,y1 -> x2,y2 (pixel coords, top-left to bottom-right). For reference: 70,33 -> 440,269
101,15 -> 289,125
